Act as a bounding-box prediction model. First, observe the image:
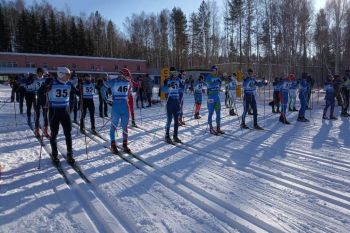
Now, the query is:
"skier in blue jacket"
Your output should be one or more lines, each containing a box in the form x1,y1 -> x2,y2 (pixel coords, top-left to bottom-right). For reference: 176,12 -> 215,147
40,67 -> 75,165
241,68 -> 267,130
323,75 -> 337,120
279,75 -> 292,124
102,68 -> 133,154
78,74 -> 96,134
193,75 -> 206,119
297,73 -> 309,122
288,75 -> 299,111
162,67 -> 183,143
32,68 -> 50,137
205,65 -> 224,135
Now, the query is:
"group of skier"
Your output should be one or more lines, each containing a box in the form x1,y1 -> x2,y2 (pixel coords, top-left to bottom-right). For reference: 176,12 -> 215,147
7,65 -> 350,166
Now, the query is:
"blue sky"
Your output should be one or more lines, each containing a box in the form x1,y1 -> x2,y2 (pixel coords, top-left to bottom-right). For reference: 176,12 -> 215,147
26,0 -> 326,32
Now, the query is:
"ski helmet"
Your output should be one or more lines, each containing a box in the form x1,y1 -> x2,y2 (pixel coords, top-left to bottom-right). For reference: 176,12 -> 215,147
57,67 -> 71,84
109,75 -> 118,80
288,74 -> 295,81
84,74 -> 92,82
120,68 -> 131,77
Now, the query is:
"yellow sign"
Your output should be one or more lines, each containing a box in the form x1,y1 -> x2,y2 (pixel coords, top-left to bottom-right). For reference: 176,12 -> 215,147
236,69 -> 243,99
160,67 -> 170,100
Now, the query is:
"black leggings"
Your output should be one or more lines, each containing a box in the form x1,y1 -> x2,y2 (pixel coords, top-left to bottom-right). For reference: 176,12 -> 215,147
49,107 -> 72,155
80,98 -> 95,130
25,93 -> 36,118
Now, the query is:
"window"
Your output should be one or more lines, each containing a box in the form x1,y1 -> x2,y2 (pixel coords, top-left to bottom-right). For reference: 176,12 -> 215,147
115,65 -> 118,71
26,62 -> 36,68
72,64 -> 76,69
0,61 -> 7,67
43,63 -> 48,69
124,65 -> 127,68
137,65 -> 141,71
91,64 -> 95,70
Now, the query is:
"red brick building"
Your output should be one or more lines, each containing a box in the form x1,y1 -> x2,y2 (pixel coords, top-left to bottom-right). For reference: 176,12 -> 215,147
0,52 -> 147,80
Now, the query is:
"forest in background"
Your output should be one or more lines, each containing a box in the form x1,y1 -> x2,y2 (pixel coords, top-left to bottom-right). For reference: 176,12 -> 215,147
1,0 -> 350,82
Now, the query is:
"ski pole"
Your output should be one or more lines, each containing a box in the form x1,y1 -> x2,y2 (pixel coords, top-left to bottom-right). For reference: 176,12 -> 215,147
263,84 -> 266,128
13,97 -> 17,127
232,95 -> 243,136
80,84 -> 88,158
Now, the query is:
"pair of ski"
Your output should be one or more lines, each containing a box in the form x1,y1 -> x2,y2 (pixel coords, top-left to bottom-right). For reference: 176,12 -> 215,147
30,123 -> 90,184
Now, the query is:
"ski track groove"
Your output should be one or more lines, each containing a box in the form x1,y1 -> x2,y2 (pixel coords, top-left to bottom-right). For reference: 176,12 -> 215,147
78,124 -> 283,233
148,113 -> 350,171
134,122 -> 350,212
23,118 -> 131,233
96,121 -> 350,232
69,123 -> 238,233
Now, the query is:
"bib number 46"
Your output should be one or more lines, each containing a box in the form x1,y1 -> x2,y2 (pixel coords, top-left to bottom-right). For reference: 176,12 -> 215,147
117,86 -> 128,92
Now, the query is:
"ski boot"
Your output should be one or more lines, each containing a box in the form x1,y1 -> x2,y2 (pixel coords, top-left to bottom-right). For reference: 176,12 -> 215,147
43,127 -> 50,138
279,115 -> 291,124
51,153 -> 60,166
229,109 -> 236,116
297,116 -> 309,122
111,141 -> 118,154
322,113 -> 328,120
240,122 -> 249,129
165,135 -> 173,144
131,120 -> 137,127
80,127 -> 85,134
216,126 -> 225,134
209,126 -> 218,135
179,119 -> 186,126
329,115 -> 337,120
194,113 -> 201,119
91,128 -> 97,135
34,127 -> 40,138
123,142 -> 131,153
66,152 -> 75,165
340,112 -> 350,117
173,136 -> 182,143
254,124 -> 264,130
276,107 -> 281,113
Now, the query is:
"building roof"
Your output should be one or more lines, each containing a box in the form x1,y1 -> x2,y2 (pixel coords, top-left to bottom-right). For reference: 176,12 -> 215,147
0,67 -> 146,75
0,52 -> 146,62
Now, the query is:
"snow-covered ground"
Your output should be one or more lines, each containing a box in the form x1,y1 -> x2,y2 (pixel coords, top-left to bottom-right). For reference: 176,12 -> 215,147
0,84 -> 349,233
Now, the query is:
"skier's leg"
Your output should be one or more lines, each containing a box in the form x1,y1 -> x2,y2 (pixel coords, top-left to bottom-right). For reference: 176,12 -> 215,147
61,108 -> 73,153
49,108 -> 59,154
207,98 -> 214,127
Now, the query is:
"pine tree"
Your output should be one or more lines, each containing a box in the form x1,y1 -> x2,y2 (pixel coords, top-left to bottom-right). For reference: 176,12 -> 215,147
77,18 -> 87,56
170,7 -> 188,68
48,10 -> 58,53
0,4 -> 11,51
38,14 -> 48,53
16,9 -> 29,52
69,17 -> 78,55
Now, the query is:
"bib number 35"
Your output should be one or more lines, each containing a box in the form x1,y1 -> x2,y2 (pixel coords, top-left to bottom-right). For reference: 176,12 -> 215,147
55,89 -> 68,97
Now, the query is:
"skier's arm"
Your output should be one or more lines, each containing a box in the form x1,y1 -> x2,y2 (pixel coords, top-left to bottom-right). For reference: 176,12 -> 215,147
101,80 -> 111,101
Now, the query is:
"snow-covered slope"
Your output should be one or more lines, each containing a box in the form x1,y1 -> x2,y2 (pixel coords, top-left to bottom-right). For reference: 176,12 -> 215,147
1,84 -> 349,233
